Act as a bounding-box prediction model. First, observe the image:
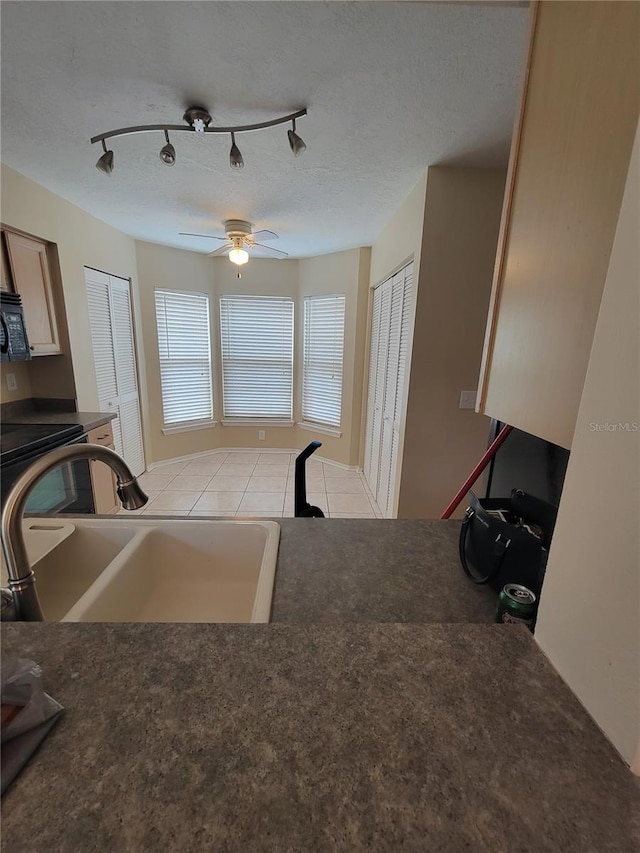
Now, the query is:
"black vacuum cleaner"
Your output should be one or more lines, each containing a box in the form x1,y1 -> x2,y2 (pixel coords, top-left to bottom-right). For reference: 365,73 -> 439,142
294,441 -> 325,517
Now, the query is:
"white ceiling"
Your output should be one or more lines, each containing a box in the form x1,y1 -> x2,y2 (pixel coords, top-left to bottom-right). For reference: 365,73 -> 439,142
0,2 -> 529,258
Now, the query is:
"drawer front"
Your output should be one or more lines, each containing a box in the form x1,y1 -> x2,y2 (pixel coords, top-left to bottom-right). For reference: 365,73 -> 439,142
87,422 -> 114,447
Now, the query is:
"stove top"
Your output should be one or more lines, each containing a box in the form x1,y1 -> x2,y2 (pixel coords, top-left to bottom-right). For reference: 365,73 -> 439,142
0,422 -> 84,465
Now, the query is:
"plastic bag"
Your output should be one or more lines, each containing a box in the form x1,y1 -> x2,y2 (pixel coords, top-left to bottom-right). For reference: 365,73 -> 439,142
1,658 -> 64,795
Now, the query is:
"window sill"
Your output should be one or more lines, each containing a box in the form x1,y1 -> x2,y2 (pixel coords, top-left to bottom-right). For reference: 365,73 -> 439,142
298,421 -> 343,438
221,419 -> 295,428
161,420 -> 217,436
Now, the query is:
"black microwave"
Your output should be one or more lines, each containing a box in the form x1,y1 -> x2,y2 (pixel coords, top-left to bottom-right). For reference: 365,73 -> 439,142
0,291 -> 31,362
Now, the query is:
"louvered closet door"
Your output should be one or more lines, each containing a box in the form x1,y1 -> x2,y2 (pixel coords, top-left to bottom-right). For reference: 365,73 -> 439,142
363,261 -> 413,517
377,270 -> 405,515
85,269 -> 145,477
363,285 -> 382,486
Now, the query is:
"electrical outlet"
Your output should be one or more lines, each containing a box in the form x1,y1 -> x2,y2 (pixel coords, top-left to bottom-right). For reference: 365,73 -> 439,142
5,373 -> 17,392
459,390 -> 477,410
258,430 -> 266,441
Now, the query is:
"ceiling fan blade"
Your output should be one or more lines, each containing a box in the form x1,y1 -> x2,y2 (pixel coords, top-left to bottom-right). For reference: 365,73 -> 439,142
247,229 -> 279,242
179,232 -> 227,241
208,244 -> 233,257
249,242 -> 289,259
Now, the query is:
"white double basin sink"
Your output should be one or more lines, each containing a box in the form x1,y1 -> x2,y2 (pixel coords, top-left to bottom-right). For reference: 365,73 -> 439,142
4,517 -> 281,623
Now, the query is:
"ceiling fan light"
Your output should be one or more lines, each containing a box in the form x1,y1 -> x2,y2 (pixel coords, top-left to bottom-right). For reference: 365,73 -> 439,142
96,141 -> 114,176
229,133 -> 244,169
229,248 -> 249,266
159,130 -> 176,166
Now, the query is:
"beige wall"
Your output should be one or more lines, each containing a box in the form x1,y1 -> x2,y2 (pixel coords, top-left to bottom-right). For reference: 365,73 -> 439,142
535,121 -> 640,769
298,248 -> 371,465
0,164 -> 141,414
0,361 -> 32,404
369,172 -> 427,288
134,240 -> 217,463
398,166 -> 505,519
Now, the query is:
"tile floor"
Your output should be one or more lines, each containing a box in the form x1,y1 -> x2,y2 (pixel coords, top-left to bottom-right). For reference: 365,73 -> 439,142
121,451 -> 383,519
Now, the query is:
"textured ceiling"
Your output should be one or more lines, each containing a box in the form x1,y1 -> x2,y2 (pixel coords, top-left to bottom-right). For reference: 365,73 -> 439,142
0,2 -> 528,258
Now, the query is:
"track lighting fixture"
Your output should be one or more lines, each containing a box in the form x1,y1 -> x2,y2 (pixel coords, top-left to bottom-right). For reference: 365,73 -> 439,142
95,140 -> 114,176
159,130 -> 176,166
229,132 -> 244,170
287,119 -> 307,157
91,105 -> 307,176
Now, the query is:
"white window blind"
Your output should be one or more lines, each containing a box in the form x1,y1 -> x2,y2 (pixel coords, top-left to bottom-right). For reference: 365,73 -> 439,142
302,294 -> 346,428
154,289 -> 213,426
219,295 -> 294,420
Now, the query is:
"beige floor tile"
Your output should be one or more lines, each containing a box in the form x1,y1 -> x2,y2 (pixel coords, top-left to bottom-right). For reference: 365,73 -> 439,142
138,472 -> 177,490
181,456 -> 226,475
284,495 -> 294,514
147,461 -> 189,476
189,510 -> 238,517
258,453 -> 293,464
325,478 -> 366,494
235,511 -> 283,518
246,476 -> 288,492
252,463 -> 289,477
327,493 -> 374,514
238,492 -> 285,512
303,493 -> 329,514
216,463 -> 256,477
164,475 -> 212,491
224,452 -> 261,464
305,460 -> 324,473
329,512 -> 376,518
322,464 -> 361,478
206,475 -> 251,491
192,492 -> 244,512
142,508 -> 191,516
288,474 -> 325,490
148,491 -> 203,511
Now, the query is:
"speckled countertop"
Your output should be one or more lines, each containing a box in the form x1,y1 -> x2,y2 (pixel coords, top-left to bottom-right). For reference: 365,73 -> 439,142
270,519 -> 497,622
1,623 -> 638,852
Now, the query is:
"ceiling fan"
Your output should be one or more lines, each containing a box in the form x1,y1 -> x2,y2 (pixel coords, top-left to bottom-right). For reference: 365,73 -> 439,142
180,220 -> 288,277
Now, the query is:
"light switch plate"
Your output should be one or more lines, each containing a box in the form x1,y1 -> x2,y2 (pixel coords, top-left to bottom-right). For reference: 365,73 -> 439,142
258,430 -> 266,440
5,373 -> 17,392
459,390 -> 477,410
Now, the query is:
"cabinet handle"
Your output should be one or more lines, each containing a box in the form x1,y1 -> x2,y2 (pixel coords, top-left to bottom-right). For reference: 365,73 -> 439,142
29,345 -> 34,351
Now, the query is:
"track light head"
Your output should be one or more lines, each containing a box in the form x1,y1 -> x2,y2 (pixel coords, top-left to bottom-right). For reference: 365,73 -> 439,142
96,140 -> 114,176
159,130 -> 176,166
229,132 -> 244,169
288,119 -> 306,157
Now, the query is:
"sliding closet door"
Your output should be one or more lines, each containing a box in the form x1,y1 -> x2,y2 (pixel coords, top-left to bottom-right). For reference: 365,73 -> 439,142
364,261 -> 413,517
85,268 -> 145,476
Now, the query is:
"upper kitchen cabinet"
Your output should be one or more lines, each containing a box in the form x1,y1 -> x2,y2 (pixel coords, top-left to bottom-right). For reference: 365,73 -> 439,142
3,229 -> 61,355
477,1 -> 640,449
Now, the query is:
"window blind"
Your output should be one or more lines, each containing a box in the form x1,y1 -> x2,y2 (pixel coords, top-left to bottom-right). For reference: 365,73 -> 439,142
219,295 -> 294,420
302,294 -> 346,428
154,289 -> 213,426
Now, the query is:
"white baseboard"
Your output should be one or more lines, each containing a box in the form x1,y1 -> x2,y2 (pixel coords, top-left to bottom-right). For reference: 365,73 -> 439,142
146,446 -> 361,473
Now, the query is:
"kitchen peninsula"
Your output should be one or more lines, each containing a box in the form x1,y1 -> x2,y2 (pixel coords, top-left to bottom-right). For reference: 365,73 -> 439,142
2,519 -> 637,852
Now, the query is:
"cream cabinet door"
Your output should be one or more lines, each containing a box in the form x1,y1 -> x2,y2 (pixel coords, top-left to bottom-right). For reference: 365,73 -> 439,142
4,230 -> 61,355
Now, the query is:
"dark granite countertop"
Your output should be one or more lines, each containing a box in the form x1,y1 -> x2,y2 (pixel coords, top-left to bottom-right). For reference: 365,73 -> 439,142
3,410 -> 115,433
1,622 -> 637,852
271,519 -> 497,622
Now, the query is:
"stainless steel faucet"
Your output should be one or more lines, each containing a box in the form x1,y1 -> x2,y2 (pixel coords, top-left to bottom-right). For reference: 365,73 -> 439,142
1,444 -> 147,621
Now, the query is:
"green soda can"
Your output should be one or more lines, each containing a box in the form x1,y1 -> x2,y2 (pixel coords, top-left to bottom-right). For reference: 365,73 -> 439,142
496,584 -> 537,630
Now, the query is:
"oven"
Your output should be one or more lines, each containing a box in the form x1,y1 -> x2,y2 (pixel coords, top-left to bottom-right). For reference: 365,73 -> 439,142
0,424 -> 95,514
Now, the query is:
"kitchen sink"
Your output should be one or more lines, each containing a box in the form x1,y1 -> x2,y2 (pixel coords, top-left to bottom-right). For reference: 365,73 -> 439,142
8,517 -> 280,623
